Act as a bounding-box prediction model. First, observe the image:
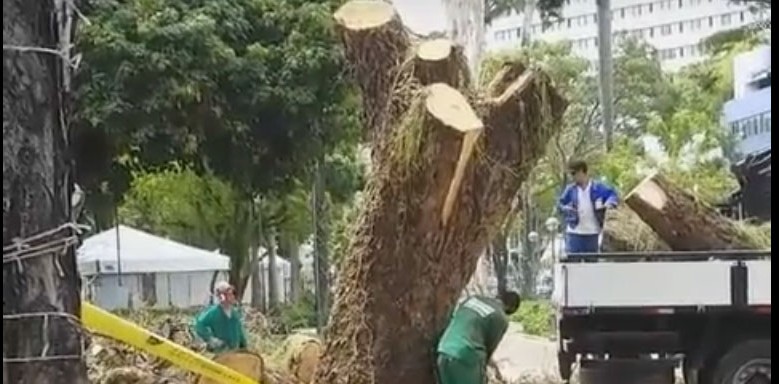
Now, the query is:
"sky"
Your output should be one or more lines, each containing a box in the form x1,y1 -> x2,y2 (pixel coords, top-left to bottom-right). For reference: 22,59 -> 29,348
391,0 -> 447,34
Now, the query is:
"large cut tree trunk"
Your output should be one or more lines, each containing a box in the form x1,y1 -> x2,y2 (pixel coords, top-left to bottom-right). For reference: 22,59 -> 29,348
3,0 -> 88,383
314,2 -> 567,384
626,172 -> 764,251
600,206 -> 670,252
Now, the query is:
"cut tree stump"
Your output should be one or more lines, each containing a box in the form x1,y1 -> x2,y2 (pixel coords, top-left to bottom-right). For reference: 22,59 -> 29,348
313,2 -> 567,384
625,172 -> 764,251
414,39 -> 470,87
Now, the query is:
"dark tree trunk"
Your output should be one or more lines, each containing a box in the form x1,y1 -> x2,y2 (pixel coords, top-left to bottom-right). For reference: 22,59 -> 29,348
3,0 -> 87,383
281,233 -> 303,302
490,231 -> 509,295
267,229 -> 279,310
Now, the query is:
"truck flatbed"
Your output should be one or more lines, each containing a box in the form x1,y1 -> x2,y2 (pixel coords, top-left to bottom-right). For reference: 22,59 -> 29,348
552,250 -> 771,384
553,250 -> 771,310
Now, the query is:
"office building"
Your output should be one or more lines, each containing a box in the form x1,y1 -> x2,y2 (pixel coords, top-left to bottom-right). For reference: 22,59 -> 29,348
719,45 -> 771,222
486,0 -> 770,71
723,44 -> 771,158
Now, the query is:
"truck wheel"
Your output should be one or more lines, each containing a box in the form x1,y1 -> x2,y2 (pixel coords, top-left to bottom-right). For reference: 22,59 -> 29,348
579,360 -> 675,384
711,339 -> 771,384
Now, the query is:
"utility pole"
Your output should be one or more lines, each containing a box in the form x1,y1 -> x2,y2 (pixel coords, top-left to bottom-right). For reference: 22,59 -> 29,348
596,0 -> 615,151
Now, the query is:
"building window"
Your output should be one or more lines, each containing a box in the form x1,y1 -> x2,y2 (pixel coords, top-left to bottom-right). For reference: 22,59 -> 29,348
709,16 -> 714,27
648,3 -> 654,12
740,12 -> 745,22
620,8 -> 625,18
762,112 -> 772,133
515,28 -> 522,38
633,5 -> 642,16
721,14 -> 731,26
662,25 -> 673,35
679,22 -> 684,33
678,0 -> 683,7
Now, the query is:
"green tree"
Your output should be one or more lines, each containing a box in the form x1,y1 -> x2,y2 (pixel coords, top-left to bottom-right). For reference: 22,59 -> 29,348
73,0 -> 362,299
74,0 -> 360,211
484,0 -> 565,26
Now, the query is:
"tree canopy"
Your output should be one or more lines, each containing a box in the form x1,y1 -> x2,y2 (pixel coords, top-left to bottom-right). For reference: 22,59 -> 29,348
74,0 -> 360,198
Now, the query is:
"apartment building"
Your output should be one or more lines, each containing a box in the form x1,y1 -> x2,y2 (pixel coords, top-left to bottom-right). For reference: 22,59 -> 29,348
486,0 -> 770,71
723,44 -> 771,159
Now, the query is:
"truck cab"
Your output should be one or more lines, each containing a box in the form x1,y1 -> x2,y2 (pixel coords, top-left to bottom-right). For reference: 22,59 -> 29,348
553,250 -> 771,384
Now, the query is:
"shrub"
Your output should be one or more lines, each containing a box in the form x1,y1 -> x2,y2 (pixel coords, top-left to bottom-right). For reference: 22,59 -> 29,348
510,299 -> 555,338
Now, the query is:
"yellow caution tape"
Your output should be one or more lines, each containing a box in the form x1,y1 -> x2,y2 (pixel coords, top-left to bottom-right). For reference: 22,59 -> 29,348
82,302 -> 258,384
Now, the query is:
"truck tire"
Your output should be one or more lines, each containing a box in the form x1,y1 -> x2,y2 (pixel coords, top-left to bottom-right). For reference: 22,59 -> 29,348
711,339 -> 771,384
579,359 -> 675,384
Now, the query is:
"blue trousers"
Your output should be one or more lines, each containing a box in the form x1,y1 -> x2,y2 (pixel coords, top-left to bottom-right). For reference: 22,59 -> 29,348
565,233 -> 600,255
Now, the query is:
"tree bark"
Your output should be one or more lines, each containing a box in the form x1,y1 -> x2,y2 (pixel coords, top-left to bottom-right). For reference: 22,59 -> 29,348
600,206 -> 670,252
281,233 -> 303,302
267,228 -> 279,310
490,231 -> 509,295
333,0 -> 409,154
625,172 -> 763,251
314,3 -> 567,383
250,245 -> 264,308
312,158 -> 331,332
3,0 -> 88,383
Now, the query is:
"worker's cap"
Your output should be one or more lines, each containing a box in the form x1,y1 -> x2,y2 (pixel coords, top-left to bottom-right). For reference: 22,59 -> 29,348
213,281 -> 234,294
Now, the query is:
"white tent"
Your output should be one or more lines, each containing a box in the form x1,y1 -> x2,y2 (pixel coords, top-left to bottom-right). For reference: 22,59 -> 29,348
78,225 -> 230,310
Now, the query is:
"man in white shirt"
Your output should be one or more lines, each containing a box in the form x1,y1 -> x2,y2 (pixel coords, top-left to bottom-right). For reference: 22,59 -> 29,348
557,160 -> 619,256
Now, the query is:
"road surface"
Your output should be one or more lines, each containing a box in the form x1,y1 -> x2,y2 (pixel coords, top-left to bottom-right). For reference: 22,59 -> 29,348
492,323 -> 560,382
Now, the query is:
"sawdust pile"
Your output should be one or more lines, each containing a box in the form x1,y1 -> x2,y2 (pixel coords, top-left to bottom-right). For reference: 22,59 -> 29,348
85,307 -> 571,384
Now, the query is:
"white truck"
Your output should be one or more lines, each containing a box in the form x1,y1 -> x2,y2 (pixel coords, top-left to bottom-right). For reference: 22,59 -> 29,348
554,250 -> 771,384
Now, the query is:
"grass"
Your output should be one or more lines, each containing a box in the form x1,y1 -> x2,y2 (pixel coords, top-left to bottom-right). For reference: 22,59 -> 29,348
510,299 -> 555,338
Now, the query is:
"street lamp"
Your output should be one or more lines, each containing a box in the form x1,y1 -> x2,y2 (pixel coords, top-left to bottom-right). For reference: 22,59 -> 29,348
545,217 -> 560,262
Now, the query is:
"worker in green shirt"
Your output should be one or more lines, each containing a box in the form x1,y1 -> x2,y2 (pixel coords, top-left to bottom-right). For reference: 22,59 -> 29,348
193,281 -> 249,354
436,290 -> 521,384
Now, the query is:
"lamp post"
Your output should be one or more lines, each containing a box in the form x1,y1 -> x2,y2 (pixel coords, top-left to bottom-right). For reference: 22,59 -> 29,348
545,217 -> 560,262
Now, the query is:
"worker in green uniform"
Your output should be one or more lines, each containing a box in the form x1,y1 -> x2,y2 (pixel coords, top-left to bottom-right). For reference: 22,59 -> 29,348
193,281 -> 249,353
436,290 -> 521,384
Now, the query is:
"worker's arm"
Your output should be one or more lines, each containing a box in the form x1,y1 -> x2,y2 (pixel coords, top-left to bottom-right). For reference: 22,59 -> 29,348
237,311 -> 249,349
193,306 -> 216,342
485,317 -> 509,360
597,181 -> 619,208
557,185 -> 575,213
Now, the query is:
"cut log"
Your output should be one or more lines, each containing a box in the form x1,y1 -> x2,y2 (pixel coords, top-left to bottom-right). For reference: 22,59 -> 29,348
601,206 -> 670,252
413,39 -> 471,88
334,0 -> 410,145
625,172 -> 764,251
